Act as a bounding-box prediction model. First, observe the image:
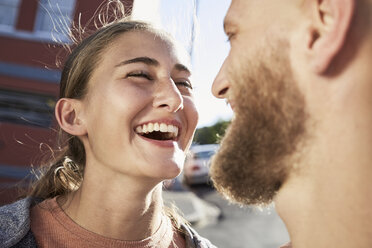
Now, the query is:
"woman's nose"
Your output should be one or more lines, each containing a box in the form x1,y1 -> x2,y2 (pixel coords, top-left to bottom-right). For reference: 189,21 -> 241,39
153,78 -> 183,112
212,59 -> 230,99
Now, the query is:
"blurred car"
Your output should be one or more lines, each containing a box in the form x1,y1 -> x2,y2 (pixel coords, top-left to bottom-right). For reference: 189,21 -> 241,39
183,144 -> 220,185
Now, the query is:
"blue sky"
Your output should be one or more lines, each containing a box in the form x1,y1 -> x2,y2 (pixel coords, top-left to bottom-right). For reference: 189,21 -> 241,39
132,0 -> 232,127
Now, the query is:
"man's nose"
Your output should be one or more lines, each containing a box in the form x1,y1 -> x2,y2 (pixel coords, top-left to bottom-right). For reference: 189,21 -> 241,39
153,78 -> 183,112
212,59 -> 230,98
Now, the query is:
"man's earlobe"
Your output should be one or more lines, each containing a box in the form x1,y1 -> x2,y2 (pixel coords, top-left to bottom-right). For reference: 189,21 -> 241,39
308,0 -> 355,74
55,98 -> 87,136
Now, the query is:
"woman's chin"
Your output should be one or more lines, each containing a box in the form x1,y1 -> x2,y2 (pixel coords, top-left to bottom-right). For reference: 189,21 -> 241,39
144,148 -> 185,178
150,162 -> 183,181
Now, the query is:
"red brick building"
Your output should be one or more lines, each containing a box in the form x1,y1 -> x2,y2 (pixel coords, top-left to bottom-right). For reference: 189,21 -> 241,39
0,0 -> 133,205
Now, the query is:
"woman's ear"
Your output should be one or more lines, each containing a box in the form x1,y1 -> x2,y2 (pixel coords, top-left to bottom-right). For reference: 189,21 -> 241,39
307,0 -> 355,74
55,98 -> 87,136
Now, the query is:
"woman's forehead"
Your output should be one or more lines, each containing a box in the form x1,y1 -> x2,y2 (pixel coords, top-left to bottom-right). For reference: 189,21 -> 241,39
102,30 -> 191,68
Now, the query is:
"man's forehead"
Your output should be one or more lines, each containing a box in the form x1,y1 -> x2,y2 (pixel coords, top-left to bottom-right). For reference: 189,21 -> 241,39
223,0 -> 243,33
224,0 -> 300,33
224,0 -> 257,34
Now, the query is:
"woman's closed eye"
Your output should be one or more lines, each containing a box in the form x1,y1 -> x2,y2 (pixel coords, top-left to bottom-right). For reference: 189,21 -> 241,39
175,80 -> 193,90
126,71 -> 153,80
175,80 -> 193,96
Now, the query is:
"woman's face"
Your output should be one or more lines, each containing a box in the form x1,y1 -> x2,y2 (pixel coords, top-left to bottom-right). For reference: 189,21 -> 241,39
78,31 -> 198,182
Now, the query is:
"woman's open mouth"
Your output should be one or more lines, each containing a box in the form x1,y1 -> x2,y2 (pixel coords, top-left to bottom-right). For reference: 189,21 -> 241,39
135,122 -> 179,141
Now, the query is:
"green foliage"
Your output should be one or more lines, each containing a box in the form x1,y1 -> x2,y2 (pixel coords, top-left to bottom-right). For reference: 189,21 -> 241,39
193,119 -> 231,144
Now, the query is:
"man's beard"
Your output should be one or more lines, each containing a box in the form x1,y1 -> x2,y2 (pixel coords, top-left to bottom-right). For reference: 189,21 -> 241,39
210,40 -> 307,205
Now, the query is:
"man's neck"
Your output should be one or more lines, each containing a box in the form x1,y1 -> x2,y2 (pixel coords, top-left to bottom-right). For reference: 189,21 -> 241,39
275,133 -> 372,247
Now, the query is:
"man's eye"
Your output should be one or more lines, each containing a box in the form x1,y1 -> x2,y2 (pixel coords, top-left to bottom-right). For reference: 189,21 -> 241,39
176,81 -> 193,89
226,32 -> 235,42
127,72 -> 152,80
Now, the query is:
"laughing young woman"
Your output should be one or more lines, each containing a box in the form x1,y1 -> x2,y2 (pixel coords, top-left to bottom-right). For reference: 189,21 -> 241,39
0,13 -> 215,248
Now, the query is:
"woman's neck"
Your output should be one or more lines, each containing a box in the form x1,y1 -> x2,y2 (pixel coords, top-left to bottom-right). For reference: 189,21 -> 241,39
59,175 -> 165,241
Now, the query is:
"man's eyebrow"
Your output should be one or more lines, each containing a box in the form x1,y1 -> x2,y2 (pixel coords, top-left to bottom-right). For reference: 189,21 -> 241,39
115,56 -> 159,67
175,63 -> 191,74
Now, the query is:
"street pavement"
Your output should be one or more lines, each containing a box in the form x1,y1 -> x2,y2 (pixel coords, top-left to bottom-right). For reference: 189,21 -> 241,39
163,184 -> 289,248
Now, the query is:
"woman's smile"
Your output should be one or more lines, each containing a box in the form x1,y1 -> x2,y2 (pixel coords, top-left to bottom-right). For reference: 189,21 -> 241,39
135,119 -> 181,141
134,118 -> 183,148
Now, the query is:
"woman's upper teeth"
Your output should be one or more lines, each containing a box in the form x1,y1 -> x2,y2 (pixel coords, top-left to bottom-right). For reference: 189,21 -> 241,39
135,123 -> 179,136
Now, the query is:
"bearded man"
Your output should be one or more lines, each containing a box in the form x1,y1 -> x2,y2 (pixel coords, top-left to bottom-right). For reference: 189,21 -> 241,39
211,0 -> 372,247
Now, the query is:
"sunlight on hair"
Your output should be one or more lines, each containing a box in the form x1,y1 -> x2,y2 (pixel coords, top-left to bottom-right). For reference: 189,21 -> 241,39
37,0 -> 76,44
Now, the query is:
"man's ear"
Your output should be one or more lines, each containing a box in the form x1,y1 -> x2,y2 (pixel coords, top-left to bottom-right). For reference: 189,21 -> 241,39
308,0 -> 355,74
55,98 -> 87,136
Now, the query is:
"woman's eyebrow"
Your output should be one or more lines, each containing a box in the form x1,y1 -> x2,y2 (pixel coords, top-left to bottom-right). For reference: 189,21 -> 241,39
115,56 -> 191,74
115,56 -> 159,67
175,63 -> 191,75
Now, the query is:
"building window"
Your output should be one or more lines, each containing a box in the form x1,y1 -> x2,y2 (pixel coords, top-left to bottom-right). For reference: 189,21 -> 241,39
0,0 -> 21,31
0,88 -> 56,128
34,0 -> 76,41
